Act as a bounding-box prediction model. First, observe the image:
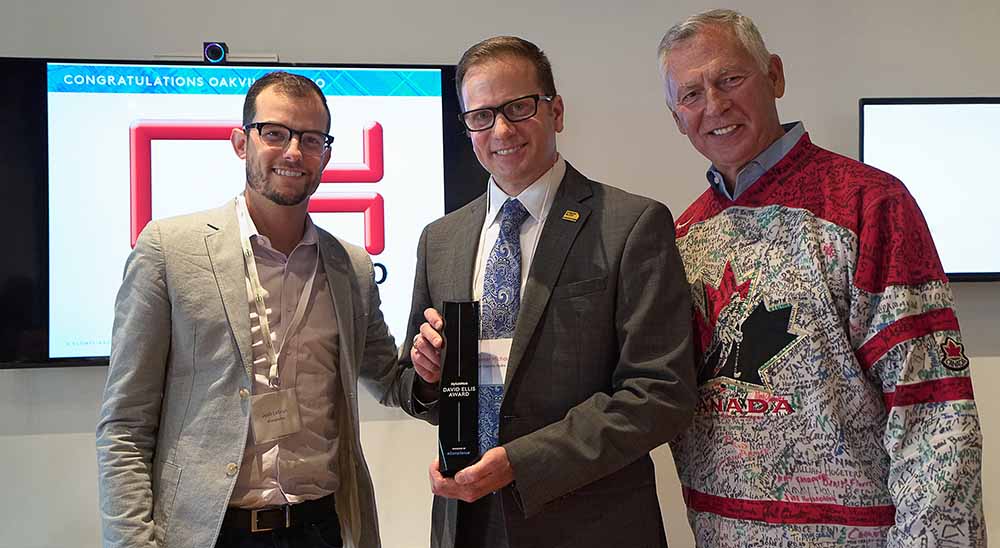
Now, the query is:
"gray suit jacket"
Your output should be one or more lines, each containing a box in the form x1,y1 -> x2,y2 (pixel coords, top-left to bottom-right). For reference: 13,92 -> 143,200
97,199 -> 410,548
400,164 -> 698,548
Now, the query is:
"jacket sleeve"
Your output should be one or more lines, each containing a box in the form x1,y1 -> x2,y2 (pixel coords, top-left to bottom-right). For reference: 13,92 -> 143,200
852,189 -> 985,546
503,201 -> 699,516
96,222 -> 171,548
357,228 -> 436,423
393,225 -> 441,424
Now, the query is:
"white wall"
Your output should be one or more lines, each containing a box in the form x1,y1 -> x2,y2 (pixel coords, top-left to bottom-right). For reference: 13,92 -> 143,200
2,1 -> 999,546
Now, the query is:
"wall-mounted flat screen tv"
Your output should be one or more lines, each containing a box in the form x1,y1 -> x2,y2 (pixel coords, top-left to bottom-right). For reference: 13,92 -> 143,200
0,57 -> 486,368
860,97 -> 1000,282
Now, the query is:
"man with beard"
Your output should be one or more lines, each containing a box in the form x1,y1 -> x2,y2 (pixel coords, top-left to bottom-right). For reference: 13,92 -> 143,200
658,9 -> 985,547
97,72 -> 405,548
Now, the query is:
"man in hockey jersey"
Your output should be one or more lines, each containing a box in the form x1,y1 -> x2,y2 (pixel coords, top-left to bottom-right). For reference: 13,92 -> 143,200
658,9 -> 985,547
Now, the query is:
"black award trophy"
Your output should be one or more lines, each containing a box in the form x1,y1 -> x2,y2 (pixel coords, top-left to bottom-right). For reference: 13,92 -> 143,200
438,300 -> 480,477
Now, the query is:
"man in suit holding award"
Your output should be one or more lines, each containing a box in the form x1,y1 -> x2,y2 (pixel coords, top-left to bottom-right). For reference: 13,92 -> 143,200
97,72 -> 410,548
402,36 -> 698,548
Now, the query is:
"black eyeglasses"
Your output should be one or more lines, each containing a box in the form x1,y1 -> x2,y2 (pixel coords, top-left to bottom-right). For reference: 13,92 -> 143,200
459,94 -> 554,132
243,122 -> 334,156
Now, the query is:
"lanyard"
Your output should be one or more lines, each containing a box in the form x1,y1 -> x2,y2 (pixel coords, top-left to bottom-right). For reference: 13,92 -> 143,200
235,195 -> 320,389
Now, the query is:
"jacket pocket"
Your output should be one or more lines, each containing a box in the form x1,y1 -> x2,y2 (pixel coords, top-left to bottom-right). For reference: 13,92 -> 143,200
551,276 -> 607,299
152,460 -> 182,544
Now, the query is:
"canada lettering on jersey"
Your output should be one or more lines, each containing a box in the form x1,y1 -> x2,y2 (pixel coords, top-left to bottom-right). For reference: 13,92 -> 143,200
698,392 -> 795,416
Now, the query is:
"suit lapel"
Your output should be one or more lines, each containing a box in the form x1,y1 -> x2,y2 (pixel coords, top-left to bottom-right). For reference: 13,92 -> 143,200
505,166 -> 592,390
205,201 -> 254,379
319,233 -> 356,379
447,195 -> 487,302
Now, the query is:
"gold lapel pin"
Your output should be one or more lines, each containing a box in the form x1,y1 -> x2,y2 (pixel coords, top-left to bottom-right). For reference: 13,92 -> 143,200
562,210 -> 580,222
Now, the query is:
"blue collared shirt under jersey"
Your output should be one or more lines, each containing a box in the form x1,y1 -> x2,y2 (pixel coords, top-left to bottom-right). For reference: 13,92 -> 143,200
706,121 -> 805,200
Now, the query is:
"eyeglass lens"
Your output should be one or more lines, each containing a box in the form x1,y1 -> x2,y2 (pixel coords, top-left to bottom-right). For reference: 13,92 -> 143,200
463,95 -> 541,131
255,123 -> 329,155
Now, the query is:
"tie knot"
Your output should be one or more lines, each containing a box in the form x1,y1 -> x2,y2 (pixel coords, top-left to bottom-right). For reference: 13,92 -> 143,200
499,199 -> 529,233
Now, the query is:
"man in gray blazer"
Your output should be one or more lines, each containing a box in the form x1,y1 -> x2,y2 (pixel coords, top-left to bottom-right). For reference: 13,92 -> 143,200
97,72 -> 412,548
402,36 -> 698,548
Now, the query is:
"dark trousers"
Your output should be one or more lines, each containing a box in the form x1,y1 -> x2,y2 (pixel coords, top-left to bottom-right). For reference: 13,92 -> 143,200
215,495 -> 342,548
455,492 -> 509,548
214,520 -> 342,548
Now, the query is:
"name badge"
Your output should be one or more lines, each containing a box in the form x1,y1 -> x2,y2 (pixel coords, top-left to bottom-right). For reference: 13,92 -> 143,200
250,388 -> 302,444
479,338 -> 512,384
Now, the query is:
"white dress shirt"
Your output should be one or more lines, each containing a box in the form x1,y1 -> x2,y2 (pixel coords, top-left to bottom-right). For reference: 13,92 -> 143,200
473,156 -> 566,301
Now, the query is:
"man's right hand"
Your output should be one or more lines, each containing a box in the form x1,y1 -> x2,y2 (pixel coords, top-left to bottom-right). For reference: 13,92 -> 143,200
411,307 -> 445,384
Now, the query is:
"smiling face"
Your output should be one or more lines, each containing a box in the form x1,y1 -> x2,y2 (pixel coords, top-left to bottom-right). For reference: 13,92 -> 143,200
460,55 -> 564,196
231,86 -> 331,207
663,24 -> 785,185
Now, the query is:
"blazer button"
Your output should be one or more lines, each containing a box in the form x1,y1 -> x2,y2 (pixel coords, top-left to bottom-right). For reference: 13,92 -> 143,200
239,388 -> 250,399
226,462 -> 239,476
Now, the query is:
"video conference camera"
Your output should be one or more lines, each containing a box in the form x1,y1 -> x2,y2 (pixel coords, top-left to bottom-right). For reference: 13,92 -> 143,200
203,42 -> 228,64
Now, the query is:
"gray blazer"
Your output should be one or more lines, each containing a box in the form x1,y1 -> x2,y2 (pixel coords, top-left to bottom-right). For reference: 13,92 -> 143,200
400,164 -> 698,548
96,199 -> 411,548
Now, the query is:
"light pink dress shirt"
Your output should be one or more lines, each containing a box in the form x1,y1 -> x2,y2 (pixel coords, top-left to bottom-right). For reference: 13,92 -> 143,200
229,214 -> 342,509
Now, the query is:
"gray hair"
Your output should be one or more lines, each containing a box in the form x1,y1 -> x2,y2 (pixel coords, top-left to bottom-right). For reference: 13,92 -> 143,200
657,9 -> 772,83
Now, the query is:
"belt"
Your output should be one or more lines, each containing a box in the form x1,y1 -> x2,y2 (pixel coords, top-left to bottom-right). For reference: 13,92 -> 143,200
223,493 -> 337,533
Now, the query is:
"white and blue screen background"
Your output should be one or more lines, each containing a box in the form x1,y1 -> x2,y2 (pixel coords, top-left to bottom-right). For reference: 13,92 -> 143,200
863,103 -> 1000,276
48,63 -> 444,358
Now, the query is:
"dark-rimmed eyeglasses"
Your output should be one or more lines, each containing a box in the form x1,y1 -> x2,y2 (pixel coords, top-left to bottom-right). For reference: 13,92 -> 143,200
243,122 -> 334,156
459,94 -> 554,132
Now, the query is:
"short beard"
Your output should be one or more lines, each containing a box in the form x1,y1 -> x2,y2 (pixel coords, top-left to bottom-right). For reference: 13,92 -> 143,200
245,162 -> 313,207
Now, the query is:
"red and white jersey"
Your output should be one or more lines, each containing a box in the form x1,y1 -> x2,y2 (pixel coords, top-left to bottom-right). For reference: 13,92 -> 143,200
672,133 -> 985,547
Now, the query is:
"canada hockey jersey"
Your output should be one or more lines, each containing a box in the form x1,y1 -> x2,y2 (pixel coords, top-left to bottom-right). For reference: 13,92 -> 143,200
671,132 -> 985,547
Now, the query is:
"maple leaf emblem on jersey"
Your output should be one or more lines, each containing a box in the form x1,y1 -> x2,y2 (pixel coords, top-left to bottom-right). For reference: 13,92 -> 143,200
693,262 -> 749,352
694,261 -> 801,389
940,337 -> 970,371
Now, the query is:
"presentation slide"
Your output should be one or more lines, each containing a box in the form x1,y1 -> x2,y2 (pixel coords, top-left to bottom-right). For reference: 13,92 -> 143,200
48,63 -> 445,358
863,102 -> 1000,276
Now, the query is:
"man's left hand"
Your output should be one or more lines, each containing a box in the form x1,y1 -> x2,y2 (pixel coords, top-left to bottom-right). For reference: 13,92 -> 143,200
429,447 -> 514,503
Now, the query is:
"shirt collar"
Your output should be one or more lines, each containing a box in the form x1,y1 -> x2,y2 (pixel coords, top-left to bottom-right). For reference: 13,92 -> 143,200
706,121 -> 805,200
485,155 -> 566,227
238,194 -> 319,250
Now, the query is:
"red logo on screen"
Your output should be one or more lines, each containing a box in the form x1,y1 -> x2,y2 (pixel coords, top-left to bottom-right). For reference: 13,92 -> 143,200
129,120 -> 386,254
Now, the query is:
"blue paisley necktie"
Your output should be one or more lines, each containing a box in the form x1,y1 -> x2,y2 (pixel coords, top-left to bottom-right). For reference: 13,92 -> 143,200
479,198 -> 529,456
